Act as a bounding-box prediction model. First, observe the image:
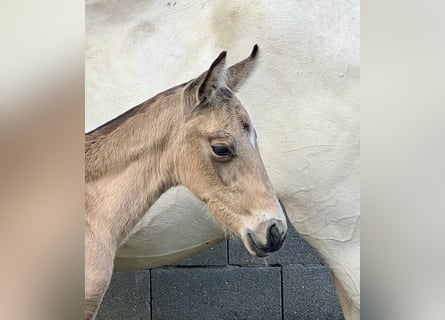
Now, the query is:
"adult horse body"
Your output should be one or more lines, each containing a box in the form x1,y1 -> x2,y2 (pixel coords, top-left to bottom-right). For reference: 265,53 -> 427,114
86,1 -> 360,319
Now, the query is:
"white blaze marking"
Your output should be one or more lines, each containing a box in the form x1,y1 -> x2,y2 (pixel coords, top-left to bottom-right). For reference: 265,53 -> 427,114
250,128 -> 256,149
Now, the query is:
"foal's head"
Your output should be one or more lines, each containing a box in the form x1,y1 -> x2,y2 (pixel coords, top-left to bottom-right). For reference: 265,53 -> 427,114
174,46 -> 287,257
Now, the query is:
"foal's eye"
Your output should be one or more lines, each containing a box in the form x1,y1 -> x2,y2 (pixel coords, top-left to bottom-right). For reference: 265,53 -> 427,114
211,145 -> 232,158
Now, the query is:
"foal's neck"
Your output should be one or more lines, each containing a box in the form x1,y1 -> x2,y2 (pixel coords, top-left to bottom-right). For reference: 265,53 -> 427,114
85,88 -> 183,246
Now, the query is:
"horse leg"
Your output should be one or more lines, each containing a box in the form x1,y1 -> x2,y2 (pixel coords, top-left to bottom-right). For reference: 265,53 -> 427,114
85,243 -> 114,320
333,275 -> 360,320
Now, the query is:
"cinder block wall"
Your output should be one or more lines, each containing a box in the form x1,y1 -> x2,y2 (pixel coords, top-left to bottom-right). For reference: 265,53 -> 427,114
97,218 -> 344,320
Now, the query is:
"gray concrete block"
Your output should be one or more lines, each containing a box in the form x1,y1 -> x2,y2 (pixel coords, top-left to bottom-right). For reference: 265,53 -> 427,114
283,265 -> 344,320
96,271 -> 150,320
151,267 -> 282,320
228,221 -> 323,266
175,240 -> 227,266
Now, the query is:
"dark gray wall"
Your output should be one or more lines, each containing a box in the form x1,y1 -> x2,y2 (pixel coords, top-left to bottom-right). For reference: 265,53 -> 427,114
97,219 -> 344,320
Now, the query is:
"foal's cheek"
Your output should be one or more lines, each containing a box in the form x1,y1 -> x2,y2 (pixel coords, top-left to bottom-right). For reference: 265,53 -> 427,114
213,161 -> 239,188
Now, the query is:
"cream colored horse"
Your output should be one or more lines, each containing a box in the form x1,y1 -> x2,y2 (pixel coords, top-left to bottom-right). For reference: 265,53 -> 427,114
86,1 -> 360,319
85,47 -> 287,319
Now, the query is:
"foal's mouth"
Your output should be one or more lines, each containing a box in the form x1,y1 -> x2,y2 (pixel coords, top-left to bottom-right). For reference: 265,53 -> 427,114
245,226 -> 287,257
246,232 -> 269,257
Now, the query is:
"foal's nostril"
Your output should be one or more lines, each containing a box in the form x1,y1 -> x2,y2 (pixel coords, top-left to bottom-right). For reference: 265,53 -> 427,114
267,223 -> 282,249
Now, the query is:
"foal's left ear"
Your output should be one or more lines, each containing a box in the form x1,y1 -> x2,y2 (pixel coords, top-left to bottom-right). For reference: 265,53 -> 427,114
226,44 -> 259,92
196,51 -> 227,103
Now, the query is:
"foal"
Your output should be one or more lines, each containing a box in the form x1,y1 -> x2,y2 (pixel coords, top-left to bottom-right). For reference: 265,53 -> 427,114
85,46 -> 287,319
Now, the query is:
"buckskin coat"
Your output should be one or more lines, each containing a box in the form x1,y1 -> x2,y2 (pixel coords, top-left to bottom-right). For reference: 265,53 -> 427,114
86,1 -> 360,319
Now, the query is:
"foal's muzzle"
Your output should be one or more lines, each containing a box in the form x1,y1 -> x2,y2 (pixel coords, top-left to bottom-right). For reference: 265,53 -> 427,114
246,219 -> 287,257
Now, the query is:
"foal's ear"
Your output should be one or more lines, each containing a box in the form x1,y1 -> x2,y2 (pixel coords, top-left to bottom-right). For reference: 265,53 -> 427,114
196,51 -> 227,103
226,44 -> 259,92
